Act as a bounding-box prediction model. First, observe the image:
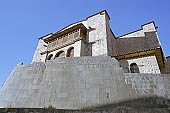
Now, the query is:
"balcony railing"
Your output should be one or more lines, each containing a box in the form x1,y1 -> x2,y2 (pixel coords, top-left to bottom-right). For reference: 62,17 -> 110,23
40,23 -> 87,54
47,29 -> 86,52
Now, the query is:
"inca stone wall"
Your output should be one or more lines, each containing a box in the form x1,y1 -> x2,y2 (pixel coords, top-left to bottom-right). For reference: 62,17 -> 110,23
124,73 -> 170,104
0,56 -> 130,108
0,56 -> 170,109
0,108 -> 169,113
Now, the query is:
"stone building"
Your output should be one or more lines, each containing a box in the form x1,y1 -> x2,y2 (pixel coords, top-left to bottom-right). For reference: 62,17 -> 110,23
0,10 -> 170,109
32,10 -> 169,74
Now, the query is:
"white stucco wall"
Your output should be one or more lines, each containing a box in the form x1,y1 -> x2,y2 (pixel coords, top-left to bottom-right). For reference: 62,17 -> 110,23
127,55 -> 160,74
47,40 -> 83,60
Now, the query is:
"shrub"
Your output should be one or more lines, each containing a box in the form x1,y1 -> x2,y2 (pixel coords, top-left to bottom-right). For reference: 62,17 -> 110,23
81,106 -> 96,111
5,105 -> 16,108
47,104 -> 56,109
116,106 -> 129,110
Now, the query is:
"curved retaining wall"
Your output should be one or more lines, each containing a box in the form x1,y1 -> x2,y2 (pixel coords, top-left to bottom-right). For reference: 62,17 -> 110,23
0,56 -> 170,109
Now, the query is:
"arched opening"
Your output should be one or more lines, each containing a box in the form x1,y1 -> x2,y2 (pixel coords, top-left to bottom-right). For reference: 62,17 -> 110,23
66,47 -> 74,57
46,54 -> 53,60
130,63 -> 140,73
54,51 -> 65,59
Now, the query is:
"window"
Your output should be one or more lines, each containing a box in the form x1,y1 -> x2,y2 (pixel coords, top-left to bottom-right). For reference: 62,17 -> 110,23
46,54 -> 53,60
130,63 -> 140,73
54,51 -> 65,59
66,47 -> 74,57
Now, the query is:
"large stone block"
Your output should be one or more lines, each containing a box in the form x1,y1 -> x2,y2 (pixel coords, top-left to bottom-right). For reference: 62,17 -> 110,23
0,56 -> 170,109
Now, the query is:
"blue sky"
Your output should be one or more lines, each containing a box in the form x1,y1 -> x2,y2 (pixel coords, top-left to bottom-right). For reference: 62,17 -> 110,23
0,0 -> 170,87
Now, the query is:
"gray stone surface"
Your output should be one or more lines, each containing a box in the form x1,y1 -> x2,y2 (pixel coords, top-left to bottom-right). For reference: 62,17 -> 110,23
126,55 -> 160,73
162,56 -> 170,74
124,73 -> 170,104
0,56 -> 170,109
0,108 -> 169,113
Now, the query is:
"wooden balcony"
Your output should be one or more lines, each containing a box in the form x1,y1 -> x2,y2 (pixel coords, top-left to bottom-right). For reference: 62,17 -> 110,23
42,24 -> 87,53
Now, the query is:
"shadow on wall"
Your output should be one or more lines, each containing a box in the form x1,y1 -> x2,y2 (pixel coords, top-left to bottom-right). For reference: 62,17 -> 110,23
161,56 -> 170,74
0,97 -> 170,113
119,60 -> 130,73
95,96 -> 170,110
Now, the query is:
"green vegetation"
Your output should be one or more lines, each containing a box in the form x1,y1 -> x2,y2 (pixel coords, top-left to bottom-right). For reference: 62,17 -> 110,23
81,106 -> 96,111
116,106 -> 130,110
47,104 -> 56,109
5,105 -> 16,108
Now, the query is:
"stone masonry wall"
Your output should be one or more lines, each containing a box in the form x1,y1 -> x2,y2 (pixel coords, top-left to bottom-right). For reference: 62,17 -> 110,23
162,56 -> 170,74
105,12 -> 114,56
0,108 -> 169,113
0,56 -> 170,109
127,55 -> 160,74
0,57 -> 131,109
86,11 -> 108,56
124,73 -> 170,103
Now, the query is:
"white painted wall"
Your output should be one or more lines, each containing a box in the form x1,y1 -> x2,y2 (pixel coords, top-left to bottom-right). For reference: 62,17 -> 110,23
47,40 -> 83,60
